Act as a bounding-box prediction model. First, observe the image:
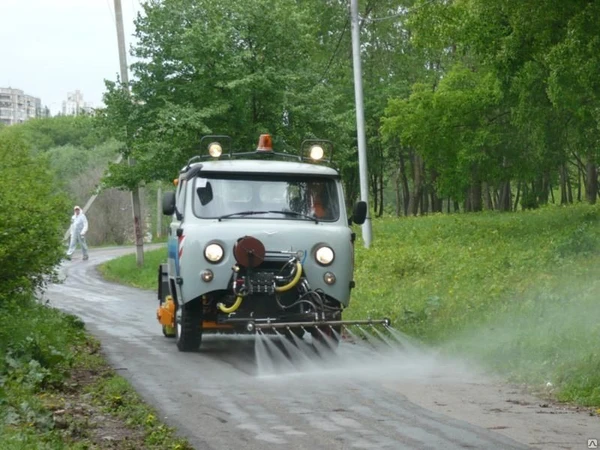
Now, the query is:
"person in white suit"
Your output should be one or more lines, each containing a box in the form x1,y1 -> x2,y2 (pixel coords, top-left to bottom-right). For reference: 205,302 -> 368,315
66,205 -> 89,260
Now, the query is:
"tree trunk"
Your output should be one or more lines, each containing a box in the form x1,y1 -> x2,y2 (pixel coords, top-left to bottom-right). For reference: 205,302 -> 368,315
421,182 -> 429,215
408,152 -> 423,216
370,173 -> 378,214
513,181 -> 521,211
377,173 -> 384,217
429,169 -> 443,212
585,156 -> 597,204
498,180 -> 511,211
464,191 -> 471,212
394,168 -> 401,216
399,152 -> 410,216
470,182 -> 482,212
577,162 -> 583,202
483,182 -> 493,210
536,173 -> 550,205
560,163 -> 568,205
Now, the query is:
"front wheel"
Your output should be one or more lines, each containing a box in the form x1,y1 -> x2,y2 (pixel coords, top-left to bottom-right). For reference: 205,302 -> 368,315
176,300 -> 203,352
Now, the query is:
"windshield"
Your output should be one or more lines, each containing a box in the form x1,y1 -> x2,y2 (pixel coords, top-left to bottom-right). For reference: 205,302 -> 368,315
192,174 -> 341,221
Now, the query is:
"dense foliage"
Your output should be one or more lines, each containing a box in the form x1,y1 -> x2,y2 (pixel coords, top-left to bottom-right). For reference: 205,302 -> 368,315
382,0 -> 600,212
0,125 -> 186,448
0,133 -> 70,299
98,0 -> 600,215
0,131 -> 77,446
98,0 -> 420,207
0,117 -> 154,246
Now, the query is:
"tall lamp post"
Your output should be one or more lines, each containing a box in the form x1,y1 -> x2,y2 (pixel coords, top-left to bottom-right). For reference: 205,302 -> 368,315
350,0 -> 372,248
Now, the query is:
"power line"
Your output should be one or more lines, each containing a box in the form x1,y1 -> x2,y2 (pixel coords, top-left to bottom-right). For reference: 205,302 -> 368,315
317,17 -> 349,84
359,0 -> 438,23
316,0 -> 437,85
105,0 -> 115,23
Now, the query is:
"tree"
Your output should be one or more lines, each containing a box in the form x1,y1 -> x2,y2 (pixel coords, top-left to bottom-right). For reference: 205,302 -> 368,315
382,0 -> 600,212
0,133 -> 70,301
99,0 -> 355,190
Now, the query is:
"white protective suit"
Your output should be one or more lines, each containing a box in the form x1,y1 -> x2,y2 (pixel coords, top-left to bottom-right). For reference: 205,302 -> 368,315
66,206 -> 89,260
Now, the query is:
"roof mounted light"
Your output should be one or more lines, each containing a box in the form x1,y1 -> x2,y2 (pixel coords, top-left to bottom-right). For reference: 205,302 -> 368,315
301,139 -> 333,163
256,134 -> 273,152
309,145 -> 324,161
198,135 -> 232,161
208,142 -> 222,158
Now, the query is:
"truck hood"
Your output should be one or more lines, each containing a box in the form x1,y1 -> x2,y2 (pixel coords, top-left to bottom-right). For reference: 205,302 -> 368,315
177,219 -> 354,305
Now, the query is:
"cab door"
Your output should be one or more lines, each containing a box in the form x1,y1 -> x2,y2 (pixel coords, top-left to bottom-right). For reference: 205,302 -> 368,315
167,178 -> 187,302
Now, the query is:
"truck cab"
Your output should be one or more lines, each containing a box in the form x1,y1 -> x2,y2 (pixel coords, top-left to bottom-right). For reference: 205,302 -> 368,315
157,135 -> 369,352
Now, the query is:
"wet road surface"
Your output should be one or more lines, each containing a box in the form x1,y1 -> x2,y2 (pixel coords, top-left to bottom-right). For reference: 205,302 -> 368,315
43,247 -> 597,450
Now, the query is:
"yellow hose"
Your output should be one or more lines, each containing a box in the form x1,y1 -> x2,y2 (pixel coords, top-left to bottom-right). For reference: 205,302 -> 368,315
275,262 -> 303,293
218,296 -> 243,313
219,262 -> 302,312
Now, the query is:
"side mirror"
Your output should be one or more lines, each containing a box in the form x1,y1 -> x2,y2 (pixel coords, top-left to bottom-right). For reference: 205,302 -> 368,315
162,191 -> 176,216
352,201 -> 367,225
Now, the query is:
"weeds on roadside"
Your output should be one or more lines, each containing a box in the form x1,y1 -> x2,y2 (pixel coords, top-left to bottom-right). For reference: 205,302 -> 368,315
0,295 -> 193,449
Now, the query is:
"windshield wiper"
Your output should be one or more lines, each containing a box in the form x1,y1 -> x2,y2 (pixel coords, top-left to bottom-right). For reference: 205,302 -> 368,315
217,211 -> 271,221
217,210 -> 319,223
267,210 -> 319,223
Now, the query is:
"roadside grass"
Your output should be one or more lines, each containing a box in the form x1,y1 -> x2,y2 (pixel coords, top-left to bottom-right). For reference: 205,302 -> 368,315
0,296 -> 192,449
97,246 -> 168,289
349,204 -> 600,407
99,204 -> 600,408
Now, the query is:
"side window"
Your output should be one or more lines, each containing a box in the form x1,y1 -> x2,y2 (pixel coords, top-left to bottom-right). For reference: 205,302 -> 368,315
175,179 -> 187,219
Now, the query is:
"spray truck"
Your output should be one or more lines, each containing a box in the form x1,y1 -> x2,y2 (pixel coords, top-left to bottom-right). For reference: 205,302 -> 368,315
156,134 -> 389,351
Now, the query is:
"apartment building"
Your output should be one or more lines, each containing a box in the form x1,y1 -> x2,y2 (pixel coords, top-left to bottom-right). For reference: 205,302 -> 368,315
62,90 -> 92,116
0,87 -> 43,125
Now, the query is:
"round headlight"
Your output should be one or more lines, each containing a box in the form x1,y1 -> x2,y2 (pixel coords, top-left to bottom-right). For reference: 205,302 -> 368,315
309,145 -> 324,160
315,246 -> 334,266
208,142 -> 223,158
204,243 -> 224,263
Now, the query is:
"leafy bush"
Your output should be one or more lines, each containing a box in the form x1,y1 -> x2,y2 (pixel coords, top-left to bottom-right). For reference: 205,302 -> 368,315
0,298 -> 84,386
0,133 -> 70,301
0,297 -> 87,440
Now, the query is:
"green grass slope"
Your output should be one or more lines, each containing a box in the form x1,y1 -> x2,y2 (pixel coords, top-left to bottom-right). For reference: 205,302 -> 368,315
350,205 -> 600,406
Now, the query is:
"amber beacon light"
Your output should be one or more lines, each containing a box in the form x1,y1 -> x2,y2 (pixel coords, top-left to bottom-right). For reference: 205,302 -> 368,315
256,134 -> 273,152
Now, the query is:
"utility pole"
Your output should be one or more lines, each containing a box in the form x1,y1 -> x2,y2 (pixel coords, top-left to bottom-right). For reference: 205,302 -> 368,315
63,155 -> 124,242
114,0 -> 145,265
350,0 -> 372,248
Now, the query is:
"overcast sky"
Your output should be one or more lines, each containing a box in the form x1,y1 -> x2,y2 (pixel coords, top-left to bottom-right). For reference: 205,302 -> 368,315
2,0 -> 142,115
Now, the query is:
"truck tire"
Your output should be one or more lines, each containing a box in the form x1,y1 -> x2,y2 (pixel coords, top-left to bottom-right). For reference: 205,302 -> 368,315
157,263 -> 169,302
176,300 -> 203,352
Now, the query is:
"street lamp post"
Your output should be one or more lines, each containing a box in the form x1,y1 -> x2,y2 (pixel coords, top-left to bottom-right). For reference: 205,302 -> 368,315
350,0 -> 373,248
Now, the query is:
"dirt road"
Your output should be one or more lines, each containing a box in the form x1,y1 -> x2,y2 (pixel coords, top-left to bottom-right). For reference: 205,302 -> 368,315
43,247 -> 597,450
